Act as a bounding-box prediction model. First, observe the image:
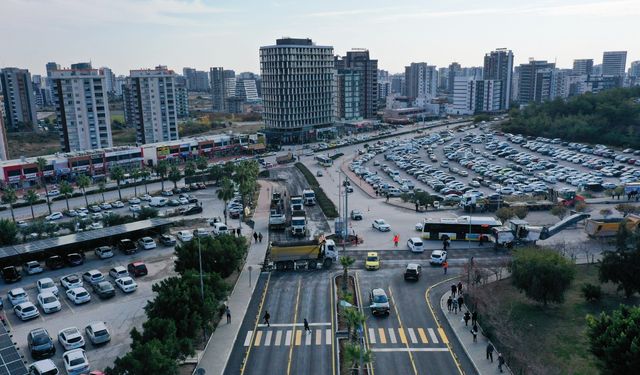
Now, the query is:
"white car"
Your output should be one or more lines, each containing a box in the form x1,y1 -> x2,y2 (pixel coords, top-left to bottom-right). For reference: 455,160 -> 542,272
14,302 -> 40,321
60,274 -> 83,290
82,270 -> 105,285
115,276 -> 138,293
372,219 -> 391,232
90,212 -> 103,220
8,287 -> 28,306
28,360 -> 59,375
128,197 -> 141,205
37,277 -> 59,296
112,200 -> 125,208
66,287 -> 91,305
129,204 -> 141,212
177,230 -> 193,242
140,194 -> 152,201
415,222 -> 424,231
499,186 -> 515,195
90,222 -> 104,230
58,327 -> 85,351
24,260 -> 44,275
109,266 -> 129,279
99,202 -> 112,210
45,212 -> 63,221
47,189 -> 60,197
37,292 -> 62,314
179,197 -> 189,205
138,237 -> 157,250
85,321 -> 111,345
62,349 -> 89,375
430,250 -> 448,265
95,246 -> 114,259
407,237 -> 424,253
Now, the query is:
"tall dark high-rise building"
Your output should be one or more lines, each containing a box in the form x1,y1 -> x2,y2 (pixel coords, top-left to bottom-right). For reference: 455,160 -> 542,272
602,51 -> 627,77
335,49 -> 378,119
0,67 -> 38,130
404,63 -> 437,102
210,67 -> 226,112
516,60 -> 555,104
447,62 -> 461,95
483,48 -> 514,110
572,59 -> 593,75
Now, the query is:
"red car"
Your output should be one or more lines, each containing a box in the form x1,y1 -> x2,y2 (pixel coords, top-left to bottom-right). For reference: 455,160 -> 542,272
127,261 -> 148,277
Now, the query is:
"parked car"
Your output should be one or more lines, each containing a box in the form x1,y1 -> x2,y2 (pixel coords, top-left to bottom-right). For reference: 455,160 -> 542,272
181,205 -> 203,215
176,230 -> 193,242
108,266 -> 128,279
28,328 -> 56,359
94,246 -> 114,259
161,190 -> 174,196
2,266 -> 22,283
62,349 -> 89,375
45,255 -> 64,270
65,253 -> 84,267
8,287 -> 29,306
58,327 -> 85,351
45,212 -> 63,221
37,292 -> 62,314
404,263 -> 422,281
82,270 -> 105,285
369,288 -> 390,316
350,210 -> 364,220
14,302 -> 40,321
115,277 -> 138,293
137,237 -> 157,250
112,201 -> 124,208
66,287 -> 91,305
24,260 -> 44,275
118,239 -> 137,255
128,197 -> 141,205
28,359 -> 59,375
407,237 -> 424,253
92,281 -> 116,299
372,219 -> 391,232
127,261 -> 148,277
159,234 -> 177,246
37,277 -> 59,296
60,274 -> 83,290
85,321 -> 111,345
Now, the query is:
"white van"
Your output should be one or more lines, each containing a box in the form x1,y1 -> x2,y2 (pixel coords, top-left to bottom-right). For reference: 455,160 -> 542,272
212,222 -> 229,236
149,197 -> 168,207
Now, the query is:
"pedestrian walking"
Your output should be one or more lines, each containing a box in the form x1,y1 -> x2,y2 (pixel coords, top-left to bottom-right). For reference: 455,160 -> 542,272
393,234 -> 399,247
472,323 -> 478,335
443,260 -> 448,275
226,305 -> 231,324
498,353 -> 505,373
457,295 -> 464,309
236,228 -> 241,237
304,318 -> 310,334
452,299 -> 458,314
470,329 -> 477,342
486,343 -> 495,362
457,281 -> 463,295
386,193 -> 390,202
442,238 -> 448,251
451,284 -> 457,298
463,311 -> 471,326
263,311 -> 271,327
258,232 -> 263,243
446,296 -> 453,312
253,232 -> 258,243
472,311 -> 478,326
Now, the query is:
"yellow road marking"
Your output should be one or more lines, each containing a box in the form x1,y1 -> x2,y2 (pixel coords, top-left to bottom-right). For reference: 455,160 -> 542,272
437,328 -> 449,344
418,328 -> 429,344
286,278 -> 302,375
254,331 -> 263,346
240,272 -> 271,375
398,327 -> 408,344
295,330 -> 302,346
388,286 -> 418,375
378,328 -> 387,344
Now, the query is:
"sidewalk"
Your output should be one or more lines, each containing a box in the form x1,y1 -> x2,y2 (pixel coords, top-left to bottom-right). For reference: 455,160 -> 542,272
440,288 -> 513,375
196,180 -> 273,374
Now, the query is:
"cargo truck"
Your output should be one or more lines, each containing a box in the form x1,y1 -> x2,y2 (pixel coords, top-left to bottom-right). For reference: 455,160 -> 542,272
276,152 -> 295,164
303,189 -> 316,206
267,238 -> 337,270
269,191 -> 286,230
585,214 -> 640,238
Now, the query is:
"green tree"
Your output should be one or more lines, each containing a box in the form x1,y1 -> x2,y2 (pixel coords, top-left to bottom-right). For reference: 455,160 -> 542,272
106,326 -> 181,375
130,168 -> 140,197
599,225 -> 640,298
510,247 -> 575,305
168,166 -> 181,189
184,161 -> 196,183
139,168 -> 151,194
208,164 -> 223,185
24,189 -> 40,220
98,181 -> 107,203
223,161 -> 235,177
110,166 -> 126,201
340,256 -> 355,291
1,187 -> 18,223
155,161 -> 169,191
513,206 -> 529,220
138,207 -> 159,220
586,305 -> 640,375
103,213 -> 135,227
550,204 -> 568,220
0,219 -> 18,246
174,235 -> 247,278
343,342 -> 373,375
36,157 -> 52,215
217,177 -> 235,224
342,308 -> 366,342
495,207 -> 514,223
76,174 -> 91,207
196,156 -> 208,183
59,180 -> 74,212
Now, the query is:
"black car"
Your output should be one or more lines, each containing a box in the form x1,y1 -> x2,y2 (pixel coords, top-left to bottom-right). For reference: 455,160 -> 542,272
159,234 -> 177,246
1,266 -> 22,283
28,328 -> 56,359
404,263 -> 422,281
118,239 -> 137,255
45,255 -> 64,270
66,253 -> 84,266
182,205 -> 203,216
92,281 -> 116,299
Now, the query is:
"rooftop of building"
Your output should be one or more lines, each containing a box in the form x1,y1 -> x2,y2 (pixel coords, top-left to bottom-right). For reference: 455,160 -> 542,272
261,37 -> 332,49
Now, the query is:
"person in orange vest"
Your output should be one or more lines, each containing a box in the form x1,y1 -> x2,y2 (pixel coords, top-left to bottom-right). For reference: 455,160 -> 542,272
393,234 -> 399,247
443,260 -> 449,274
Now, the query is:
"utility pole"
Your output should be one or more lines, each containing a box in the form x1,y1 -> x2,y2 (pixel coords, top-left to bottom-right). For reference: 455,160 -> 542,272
344,172 -> 349,245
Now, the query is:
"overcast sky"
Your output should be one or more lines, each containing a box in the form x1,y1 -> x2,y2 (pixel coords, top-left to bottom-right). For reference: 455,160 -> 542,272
2,0 -> 638,76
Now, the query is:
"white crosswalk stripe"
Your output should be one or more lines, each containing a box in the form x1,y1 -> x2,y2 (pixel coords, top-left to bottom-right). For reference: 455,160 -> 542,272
428,328 -> 439,344
368,328 -> 376,344
264,330 -> 272,346
244,330 -> 253,347
315,329 -> 322,345
305,331 -> 312,345
388,328 -> 397,344
285,330 -> 292,346
274,330 -> 282,346
325,329 -> 332,345
408,328 -> 417,344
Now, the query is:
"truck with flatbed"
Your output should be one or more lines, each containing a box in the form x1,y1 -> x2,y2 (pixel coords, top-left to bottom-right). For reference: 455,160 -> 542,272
267,238 -> 337,270
269,191 -> 286,230
302,189 -> 316,206
276,152 -> 295,164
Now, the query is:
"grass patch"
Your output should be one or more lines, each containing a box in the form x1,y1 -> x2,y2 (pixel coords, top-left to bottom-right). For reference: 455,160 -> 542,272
470,264 -> 639,375
112,127 -> 136,145
295,162 -> 338,219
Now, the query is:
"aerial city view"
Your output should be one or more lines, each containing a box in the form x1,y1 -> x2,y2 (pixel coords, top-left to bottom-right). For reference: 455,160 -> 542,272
1,0 -> 639,374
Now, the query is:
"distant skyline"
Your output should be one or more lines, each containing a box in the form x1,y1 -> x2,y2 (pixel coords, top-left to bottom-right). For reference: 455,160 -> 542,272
2,0 -> 639,76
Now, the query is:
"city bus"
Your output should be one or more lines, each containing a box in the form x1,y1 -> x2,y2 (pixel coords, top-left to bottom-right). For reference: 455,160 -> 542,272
315,154 -> 333,167
420,216 -> 502,241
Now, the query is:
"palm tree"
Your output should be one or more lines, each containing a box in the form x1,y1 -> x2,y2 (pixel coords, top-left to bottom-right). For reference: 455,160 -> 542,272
217,177 -> 235,225
76,174 -> 91,207
139,168 -> 151,194
1,187 -> 18,223
98,181 -> 107,203
155,161 -> 169,191
184,162 -> 196,185
343,342 -> 373,375
168,165 -> 181,190
340,256 -> 355,291
59,180 -> 74,212
208,164 -> 223,185
110,166 -> 125,201
24,190 -> 39,220
196,156 -> 208,183
342,308 -> 366,342
130,168 -> 140,197
36,157 -> 52,215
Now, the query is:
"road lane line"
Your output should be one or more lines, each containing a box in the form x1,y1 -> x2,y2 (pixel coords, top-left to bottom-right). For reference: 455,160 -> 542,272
371,348 -> 449,352
286,278 -> 302,375
387,328 -> 397,344
244,331 -> 254,346
325,328 -> 332,345
258,322 -> 331,328
305,331 -> 312,345
417,328 -> 428,344
62,296 -> 76,314
264,330 -> 272,346
315,329 -> 322,345
368,328 -> 377,344
285,330 -> 292,346
240,272 -> 271,375
437,328 -> 449,344
428,328 -> 439,344
378,328 -> 387,344
355,271 -> 374,375
388,286 -> 418,375
398,327 -> 408,344
254,331 -> 263,346
295,330 -> 302,346
408,328 -> 417,344
275,330 -> 282,346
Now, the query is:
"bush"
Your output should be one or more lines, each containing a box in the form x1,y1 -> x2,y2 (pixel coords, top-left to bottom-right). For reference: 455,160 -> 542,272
258,170 -> 270,178
581,283 -> 602,302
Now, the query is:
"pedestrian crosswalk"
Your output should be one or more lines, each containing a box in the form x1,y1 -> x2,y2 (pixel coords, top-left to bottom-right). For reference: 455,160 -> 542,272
243,326 -> 448,348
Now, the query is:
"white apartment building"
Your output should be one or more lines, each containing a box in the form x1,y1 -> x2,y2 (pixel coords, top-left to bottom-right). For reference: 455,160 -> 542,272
0,112 -> 8,160
124,66 -> 179,144
51,67 -> 113,152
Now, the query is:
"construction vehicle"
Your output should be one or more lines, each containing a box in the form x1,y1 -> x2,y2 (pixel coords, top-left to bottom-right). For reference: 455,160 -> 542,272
290,195 -> 304,213
585,214 -> 640,238
492,213 -> 591,248
269,191 -> 286,230
459,193 -> 504,212
556,189 -> 585,208
504,200 -> 554,211
267,238 -> 338,270
303,189 -> 316,206
276,152 -> 295,164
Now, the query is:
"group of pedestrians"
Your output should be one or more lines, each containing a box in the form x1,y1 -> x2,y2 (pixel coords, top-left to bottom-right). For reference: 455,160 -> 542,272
252,232 -> 264,243
446,292 -> 465,314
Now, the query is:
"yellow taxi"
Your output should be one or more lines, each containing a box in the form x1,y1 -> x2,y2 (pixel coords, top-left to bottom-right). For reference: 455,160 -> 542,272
365,252 -> 380,270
